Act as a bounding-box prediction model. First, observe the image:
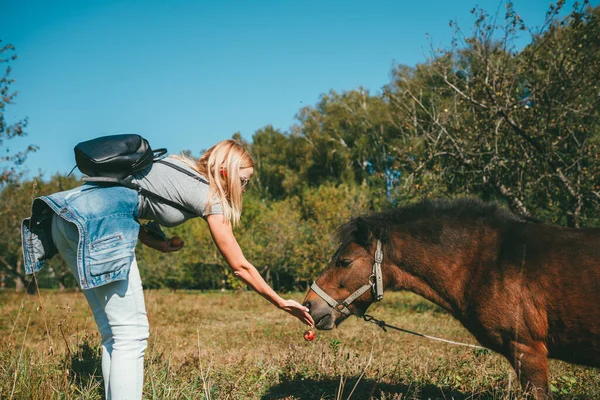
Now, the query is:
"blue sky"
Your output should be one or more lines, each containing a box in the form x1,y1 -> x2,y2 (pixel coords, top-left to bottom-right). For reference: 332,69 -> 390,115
2,0 -> 590,180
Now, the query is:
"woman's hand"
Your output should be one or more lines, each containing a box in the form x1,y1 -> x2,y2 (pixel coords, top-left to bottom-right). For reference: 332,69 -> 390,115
139,226 -> 185,253
279,299 -> 315,326
157,236 -> 185,253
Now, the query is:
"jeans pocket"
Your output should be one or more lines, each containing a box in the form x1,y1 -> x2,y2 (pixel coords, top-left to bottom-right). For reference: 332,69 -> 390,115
88,234 -> 134,276
88,255 -> 133,277
91,234 -> 124,251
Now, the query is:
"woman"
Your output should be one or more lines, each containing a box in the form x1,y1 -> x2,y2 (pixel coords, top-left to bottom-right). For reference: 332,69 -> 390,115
22,139 -> 313,399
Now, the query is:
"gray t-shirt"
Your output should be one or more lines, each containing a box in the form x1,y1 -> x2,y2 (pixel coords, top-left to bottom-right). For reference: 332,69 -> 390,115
132,156 -> 222,227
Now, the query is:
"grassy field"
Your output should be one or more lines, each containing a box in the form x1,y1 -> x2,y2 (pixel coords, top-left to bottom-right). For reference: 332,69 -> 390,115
1,289 -> 598,400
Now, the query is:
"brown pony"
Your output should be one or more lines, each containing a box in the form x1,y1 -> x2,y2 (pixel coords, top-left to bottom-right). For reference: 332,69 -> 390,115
303,198 -> 600,399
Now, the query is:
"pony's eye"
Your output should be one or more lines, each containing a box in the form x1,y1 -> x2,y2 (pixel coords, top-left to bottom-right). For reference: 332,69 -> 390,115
338,259 -> 352,268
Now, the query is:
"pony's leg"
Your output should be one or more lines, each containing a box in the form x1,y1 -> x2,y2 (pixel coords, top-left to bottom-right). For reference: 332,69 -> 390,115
505,340 -> 550,399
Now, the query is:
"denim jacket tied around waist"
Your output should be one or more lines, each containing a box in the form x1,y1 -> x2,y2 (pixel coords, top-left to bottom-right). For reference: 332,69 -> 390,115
21,184 -> 140,289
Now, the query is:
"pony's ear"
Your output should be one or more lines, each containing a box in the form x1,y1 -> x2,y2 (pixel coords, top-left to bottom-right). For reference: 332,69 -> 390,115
354,217 -> 372,247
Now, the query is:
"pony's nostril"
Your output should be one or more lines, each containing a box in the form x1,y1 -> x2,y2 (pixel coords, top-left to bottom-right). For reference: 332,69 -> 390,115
303,301 -> 312,311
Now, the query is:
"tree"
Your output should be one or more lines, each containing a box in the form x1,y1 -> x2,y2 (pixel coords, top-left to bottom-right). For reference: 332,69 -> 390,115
249,126 -> 300,199
0,41 -> 37,185
383,1 -> 600,227
293,88 -> 398,190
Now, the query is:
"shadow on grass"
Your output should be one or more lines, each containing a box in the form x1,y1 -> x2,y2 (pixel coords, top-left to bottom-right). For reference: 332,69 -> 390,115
66,336 -> 105,397
261,376 -> 481,400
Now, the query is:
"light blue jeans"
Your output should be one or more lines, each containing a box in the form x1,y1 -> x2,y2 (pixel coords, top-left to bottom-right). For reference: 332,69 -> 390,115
52,214 -> 149,399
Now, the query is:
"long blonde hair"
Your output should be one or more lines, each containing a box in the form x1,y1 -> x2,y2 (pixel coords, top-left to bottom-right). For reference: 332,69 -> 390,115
173,140 -> 253,226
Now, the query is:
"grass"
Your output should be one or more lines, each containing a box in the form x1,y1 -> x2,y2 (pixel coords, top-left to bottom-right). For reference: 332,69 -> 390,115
0,289 -> 598,399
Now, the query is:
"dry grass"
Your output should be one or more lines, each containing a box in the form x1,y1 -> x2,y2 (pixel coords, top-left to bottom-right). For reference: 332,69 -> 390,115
1,289 -> 598,399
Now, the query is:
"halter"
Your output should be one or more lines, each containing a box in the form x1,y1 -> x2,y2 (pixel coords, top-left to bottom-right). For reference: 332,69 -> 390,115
310,240 -> 384,316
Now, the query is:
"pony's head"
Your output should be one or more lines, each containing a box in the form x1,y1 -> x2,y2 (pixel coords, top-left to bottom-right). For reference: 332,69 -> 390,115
303,217 -> 390,330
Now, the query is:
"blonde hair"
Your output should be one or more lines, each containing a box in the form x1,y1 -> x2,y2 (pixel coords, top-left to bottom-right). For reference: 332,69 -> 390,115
173,140 -> 253,226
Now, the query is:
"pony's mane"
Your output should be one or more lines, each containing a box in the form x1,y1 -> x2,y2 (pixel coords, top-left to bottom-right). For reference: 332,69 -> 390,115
335,197 -> 529,249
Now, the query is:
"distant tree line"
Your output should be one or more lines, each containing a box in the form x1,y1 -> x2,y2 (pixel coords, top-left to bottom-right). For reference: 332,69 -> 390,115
1,2 -> 598,292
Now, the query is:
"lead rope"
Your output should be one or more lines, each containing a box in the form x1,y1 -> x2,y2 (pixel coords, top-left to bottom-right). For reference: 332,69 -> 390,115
362,314 -> 486,350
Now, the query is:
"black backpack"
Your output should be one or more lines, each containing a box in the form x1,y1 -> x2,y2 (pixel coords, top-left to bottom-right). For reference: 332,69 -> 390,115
74,134 -> 165,179
73,134 -> 207,217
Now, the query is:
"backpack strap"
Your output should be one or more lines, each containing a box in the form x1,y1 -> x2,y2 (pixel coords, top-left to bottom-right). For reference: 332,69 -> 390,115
155,159 -> 208,185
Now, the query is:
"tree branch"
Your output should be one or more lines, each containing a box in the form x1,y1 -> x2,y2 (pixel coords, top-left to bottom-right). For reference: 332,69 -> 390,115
495,182 -> 530,217
0,255 -> 26,280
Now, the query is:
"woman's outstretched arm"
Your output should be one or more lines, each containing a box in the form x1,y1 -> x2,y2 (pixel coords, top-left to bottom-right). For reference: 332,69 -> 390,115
207,214 -> 314,326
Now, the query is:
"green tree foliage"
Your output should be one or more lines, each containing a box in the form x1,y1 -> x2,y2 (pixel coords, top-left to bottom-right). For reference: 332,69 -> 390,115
250,126 -> 304,199
383,1 -> 600,227
0,41 -> 37,185
235,184 -> 373,291
236,194 -> 311,290
293,89 -> 397,188
294,183 -> 373,284
249,90 -> 405,201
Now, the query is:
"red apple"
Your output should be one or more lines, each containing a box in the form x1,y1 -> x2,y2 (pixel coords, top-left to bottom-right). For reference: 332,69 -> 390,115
303,330 -> 315,341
